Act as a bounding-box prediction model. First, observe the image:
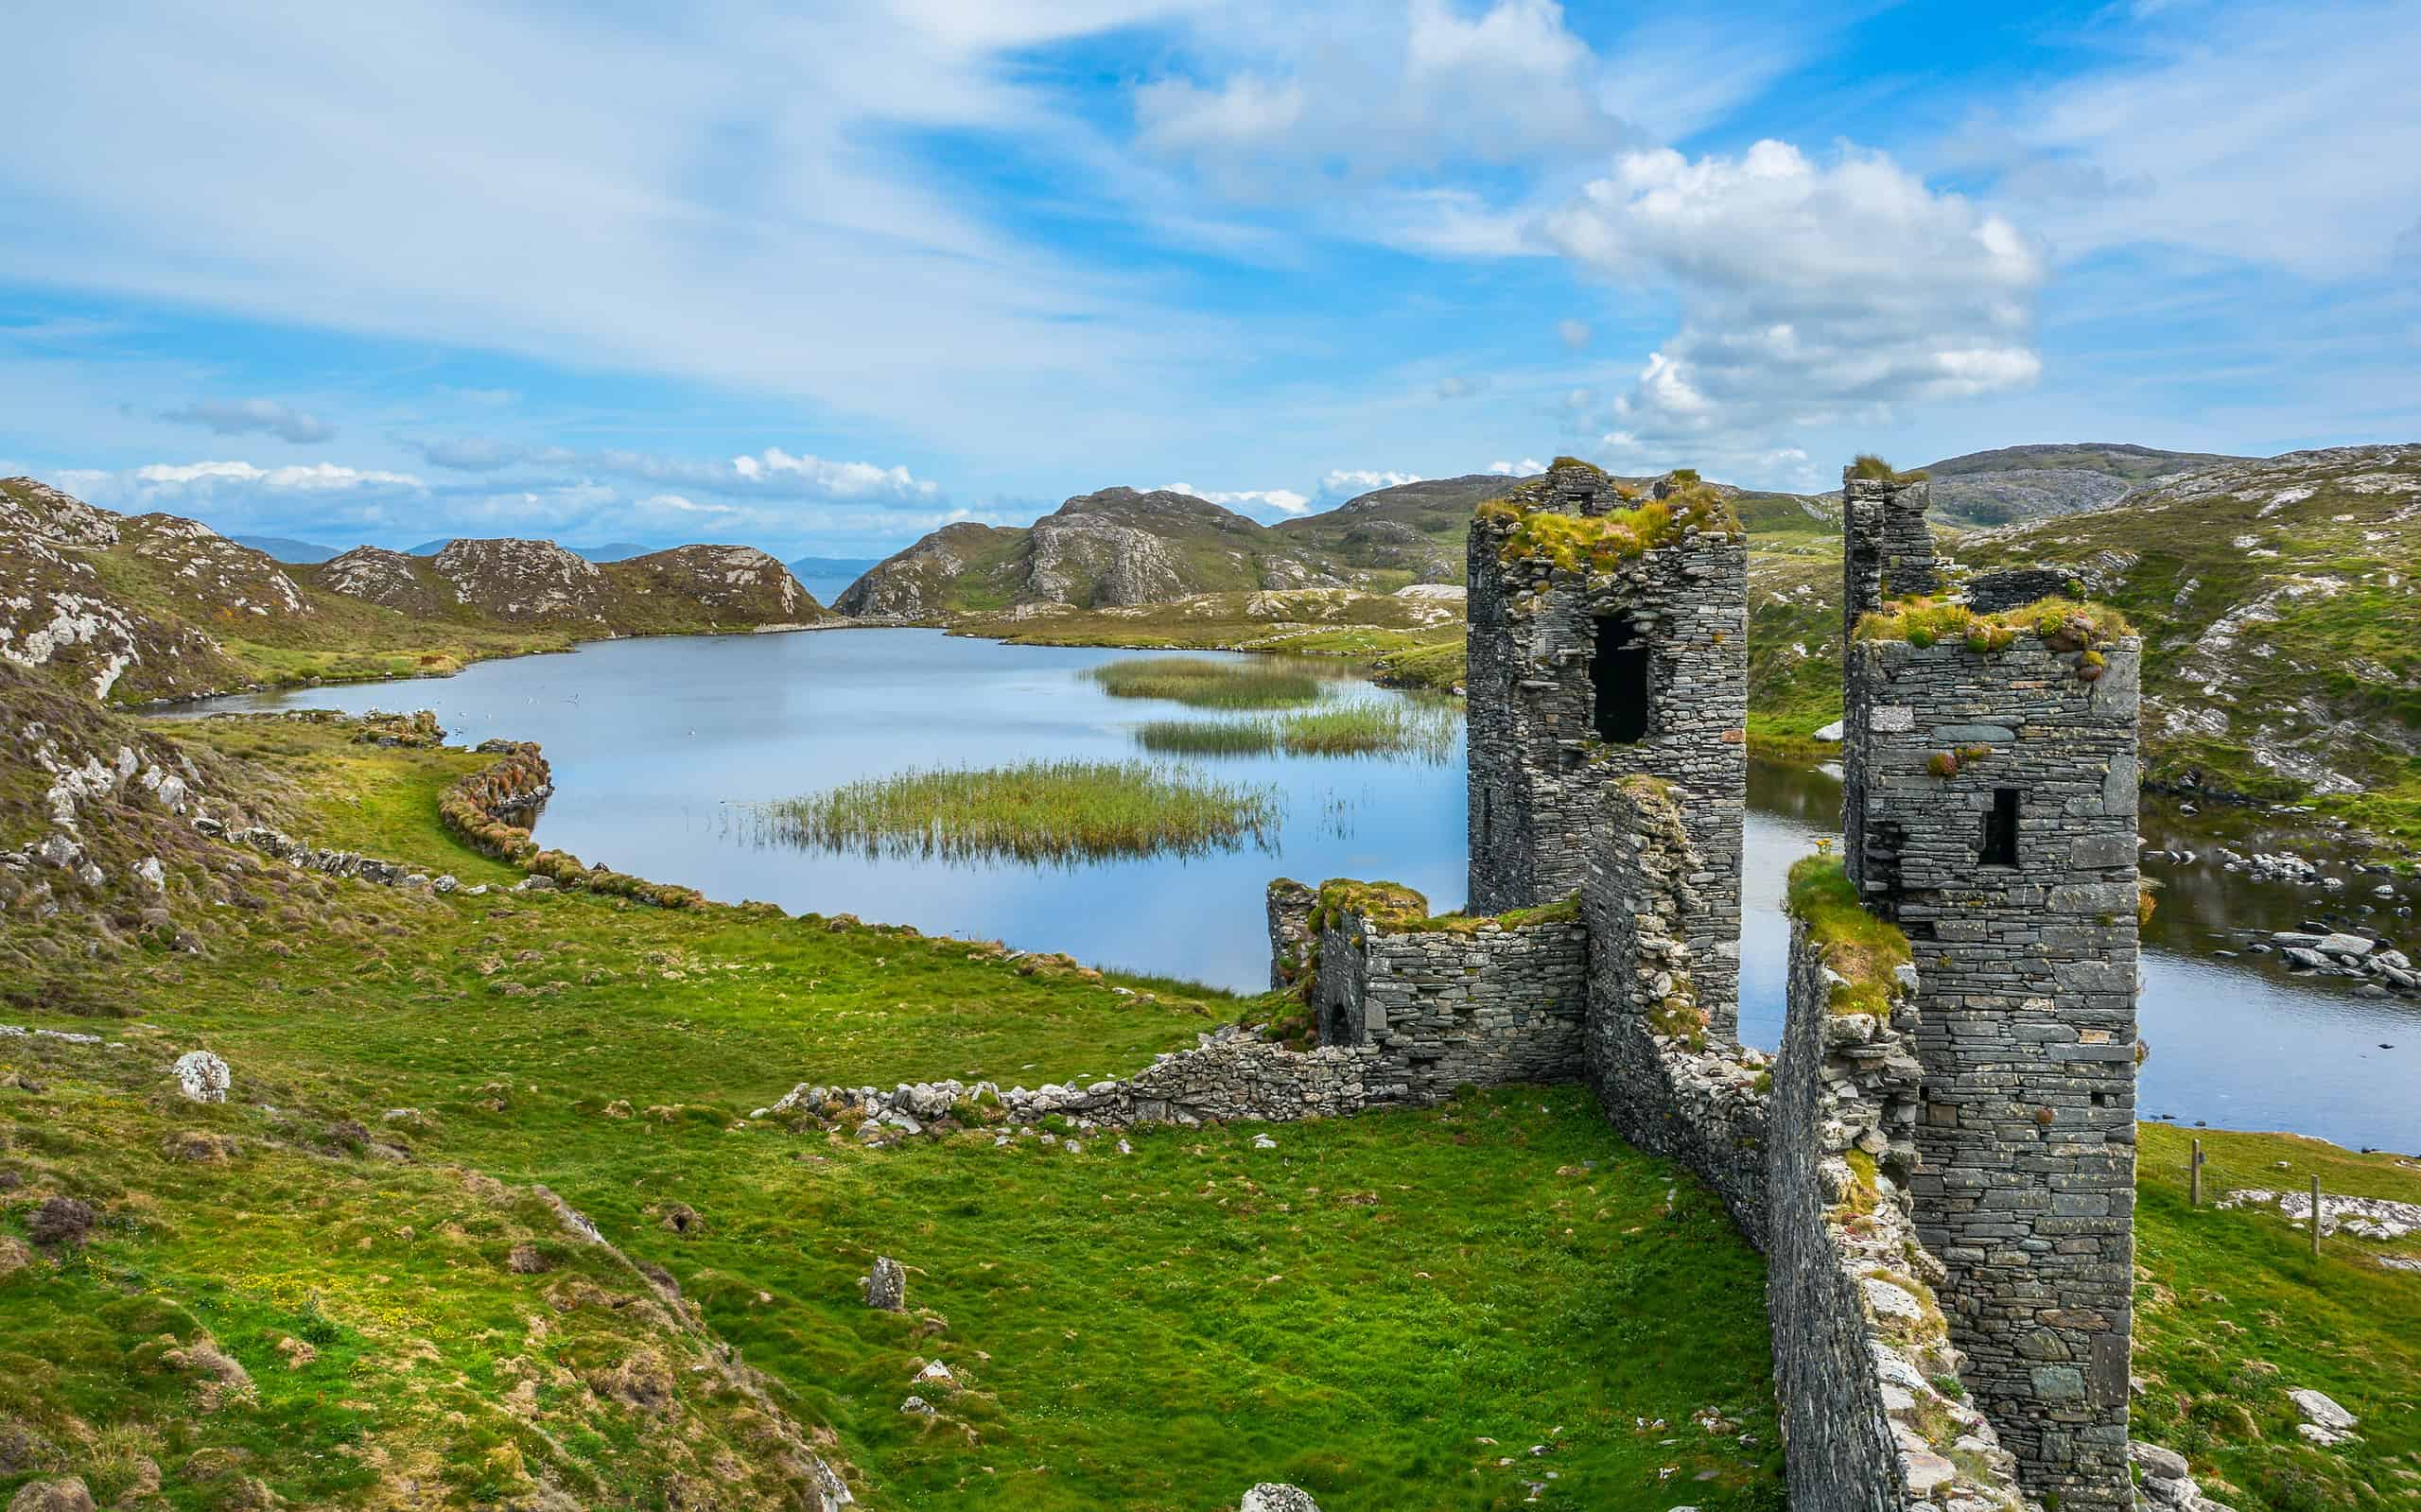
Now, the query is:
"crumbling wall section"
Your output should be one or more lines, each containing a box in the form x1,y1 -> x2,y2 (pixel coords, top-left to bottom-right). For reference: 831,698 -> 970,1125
1579,778 -> 1768,1238
1766,923 -> 2031,1512
1310,887 -> 1587,1101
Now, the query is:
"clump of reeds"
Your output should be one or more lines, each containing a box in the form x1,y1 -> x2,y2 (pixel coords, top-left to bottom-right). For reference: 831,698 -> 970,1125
1126,701 -> 1460,763
1087,656 -> 1322,709
757,759 -> 1280,866
1134,720 -> 1278,756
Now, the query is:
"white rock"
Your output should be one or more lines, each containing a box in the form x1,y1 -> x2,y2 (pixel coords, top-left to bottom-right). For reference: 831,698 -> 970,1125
2289,1387 -> 2358,1431
1239,1486 -> 1320,1512
914,1359 -> 954,1384
172,1050 -> 231,1104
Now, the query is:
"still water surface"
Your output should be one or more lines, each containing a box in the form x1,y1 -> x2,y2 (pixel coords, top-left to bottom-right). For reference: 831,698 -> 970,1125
173,629 -> 2420,1153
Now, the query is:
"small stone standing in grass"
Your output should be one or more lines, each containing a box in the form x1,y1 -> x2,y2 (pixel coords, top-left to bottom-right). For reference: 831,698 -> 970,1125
1239,1485 -> 1319,1512
172,1049 -> 230,1104
863,1255 -> 908,1312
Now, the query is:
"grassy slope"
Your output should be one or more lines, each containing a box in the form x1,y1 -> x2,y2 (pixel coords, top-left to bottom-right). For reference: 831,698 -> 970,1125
2134,1124 -> 2421,1512
3,717 -> 1786,1511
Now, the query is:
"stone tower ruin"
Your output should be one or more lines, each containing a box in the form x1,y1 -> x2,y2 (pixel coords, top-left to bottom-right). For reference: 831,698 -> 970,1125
1841,470 -> 1942,618
1839,489 -> 2144,1511
1465,459 -> 1749,1028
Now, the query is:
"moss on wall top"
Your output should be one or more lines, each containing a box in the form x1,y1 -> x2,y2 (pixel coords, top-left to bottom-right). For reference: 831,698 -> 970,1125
1785,854 -> 1912,1018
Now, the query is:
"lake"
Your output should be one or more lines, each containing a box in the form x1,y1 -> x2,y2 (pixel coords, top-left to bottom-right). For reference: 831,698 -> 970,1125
168,628 -> 2421,1154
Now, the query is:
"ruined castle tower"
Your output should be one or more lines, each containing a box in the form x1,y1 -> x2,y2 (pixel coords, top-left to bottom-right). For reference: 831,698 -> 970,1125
1841,470 -> 1942,620
1840,573 -> 2143,1510
1466,459 -> 1749,1034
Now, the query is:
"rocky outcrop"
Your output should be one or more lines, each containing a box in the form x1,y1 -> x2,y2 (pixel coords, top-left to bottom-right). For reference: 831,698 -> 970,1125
618,545 -> 825,624
318,546 -> 445,617
426,537 -> 609,621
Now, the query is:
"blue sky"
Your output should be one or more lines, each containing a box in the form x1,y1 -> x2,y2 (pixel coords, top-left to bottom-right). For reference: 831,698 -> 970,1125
1,0 -> 2414,559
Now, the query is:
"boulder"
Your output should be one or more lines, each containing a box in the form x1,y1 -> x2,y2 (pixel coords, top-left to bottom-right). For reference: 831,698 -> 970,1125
7,1478 -> 96,1512
2288,1387 -> 2358,1431
26,1196 -> 94,1248
862,1256 -> 907,1312
172,1049 -> 232,1104
1239,1486 -> 1319,1512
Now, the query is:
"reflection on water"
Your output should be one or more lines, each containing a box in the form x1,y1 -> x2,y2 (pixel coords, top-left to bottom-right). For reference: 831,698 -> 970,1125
166,630 -> 2419,1154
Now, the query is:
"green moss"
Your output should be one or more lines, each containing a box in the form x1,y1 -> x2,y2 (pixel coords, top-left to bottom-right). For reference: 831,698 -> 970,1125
1484,482 -> 1744,574
1785,855 -> 1911,1017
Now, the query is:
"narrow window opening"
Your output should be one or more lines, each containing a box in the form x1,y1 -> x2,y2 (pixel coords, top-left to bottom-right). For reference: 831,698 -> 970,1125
2091,1092 -> 2109,1108
1982,788 -> 2022,867
1591,618 -> 1652,743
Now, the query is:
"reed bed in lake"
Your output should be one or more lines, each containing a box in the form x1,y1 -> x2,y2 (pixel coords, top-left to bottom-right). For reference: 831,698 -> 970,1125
1086,656 -> 1322,709
1129,701 -> 1459,763
757,758 -> 1281,865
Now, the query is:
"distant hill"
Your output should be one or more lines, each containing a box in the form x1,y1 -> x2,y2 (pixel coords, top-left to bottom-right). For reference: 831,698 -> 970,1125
1268,475 -> 1520,583
834,486 -> 1359,618
1915,443 -> 2252,528
406,537 -> 651,563
231,533 -> 343,563
786,554 -> 885,580
0,475 -> 831,704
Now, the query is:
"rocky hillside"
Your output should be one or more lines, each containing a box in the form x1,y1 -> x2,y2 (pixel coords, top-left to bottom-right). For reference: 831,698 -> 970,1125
835,477 -> 1549,620
836,486 -> 1358,618
1917,442 -> 2249,528
1267,474 -> 1519,582
1952,444 -> 2421,818
0,478 -> 831,705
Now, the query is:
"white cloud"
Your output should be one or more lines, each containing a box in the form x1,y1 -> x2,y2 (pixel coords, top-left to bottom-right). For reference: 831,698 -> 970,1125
1135,0 -> 1627,195
409,439 -> 940,503
1975,1 -> 2421,277
1435,374 -> 1481,400
1319,468 -> 1423,495
159,397 -> 336,443
133,460 -> 424,490
1488,458 -> 1545,476
1556,319 -> 1592,350
1541,139 -> 2043,457
1159,481 -> 1313,518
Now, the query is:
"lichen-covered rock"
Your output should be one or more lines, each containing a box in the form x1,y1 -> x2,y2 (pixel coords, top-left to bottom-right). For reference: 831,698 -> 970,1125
1238,1485 -> 1319,1512
172,1049 -> 232,1103
862,1256 -> 908,1312
6,1476 -> 96,1512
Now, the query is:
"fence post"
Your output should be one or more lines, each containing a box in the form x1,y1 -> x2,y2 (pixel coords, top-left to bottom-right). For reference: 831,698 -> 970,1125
2190,1138 -> 2203,1208
2310,1173 -> 2323,1258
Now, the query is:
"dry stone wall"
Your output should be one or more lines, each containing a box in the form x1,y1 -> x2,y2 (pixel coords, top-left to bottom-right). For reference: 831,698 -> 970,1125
1577,778 -> 1768,1236
1309,901 -> 1588,1098
1765,926 -> 2031,1512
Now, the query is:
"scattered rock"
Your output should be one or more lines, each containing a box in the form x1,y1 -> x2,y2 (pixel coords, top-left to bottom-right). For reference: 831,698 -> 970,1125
863,1256 -> 908,1312
26,1196 -> 94,1248
1238,1486 -> 1319,1512
899,1395 -> 937,1418
914,1359 -> 953,1385
171,1049 -> 231,1103
6,1478 -> 96,1512
507,1242 -> 554,1275
2289,1386 -> 2358,1432
162,1129 -> 240,1163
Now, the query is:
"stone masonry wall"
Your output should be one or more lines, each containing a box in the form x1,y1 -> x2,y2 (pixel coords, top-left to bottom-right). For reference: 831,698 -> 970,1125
1766,925 -> 2031,1512
1312,901 -> 1588,1101
1265,878 -> 1316,993
1578,778 -> 1768,1238
1466,489 -> 1747,1033
1842,476 -> 1942,620
1844,630 -> 2142,1512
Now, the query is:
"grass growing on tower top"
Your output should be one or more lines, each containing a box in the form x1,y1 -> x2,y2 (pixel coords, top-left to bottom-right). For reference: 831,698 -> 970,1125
757,758 -> 1282,865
